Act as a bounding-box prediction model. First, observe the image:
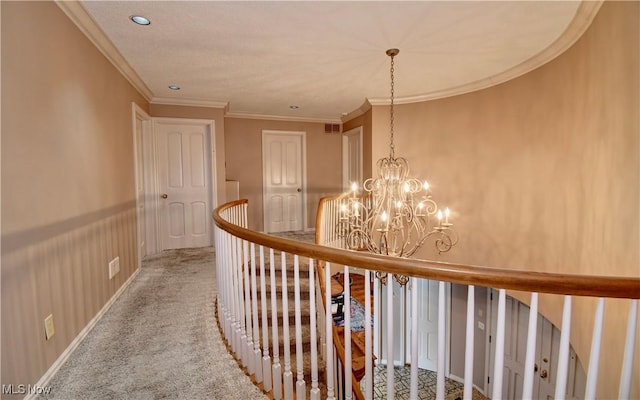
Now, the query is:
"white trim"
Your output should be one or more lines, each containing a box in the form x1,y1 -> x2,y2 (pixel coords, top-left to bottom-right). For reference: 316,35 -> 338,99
151,118 -> 218,250
340,100 -> 371,123
54,1 -> 153,101
132,103 -> 151,261
227,112 -> 340,125
151,97 -> 229,110
367,1 -> 603,107
26,268 -> 141,400
341,126 -> 363,191
261,130 -> 308,233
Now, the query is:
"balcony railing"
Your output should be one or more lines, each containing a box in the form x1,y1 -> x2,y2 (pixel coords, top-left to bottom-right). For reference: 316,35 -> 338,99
213,198 -> 639,400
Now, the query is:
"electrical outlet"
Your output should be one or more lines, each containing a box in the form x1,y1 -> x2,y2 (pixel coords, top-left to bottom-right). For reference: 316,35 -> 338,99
108,257 -> 120,280
44,314 -> 55,340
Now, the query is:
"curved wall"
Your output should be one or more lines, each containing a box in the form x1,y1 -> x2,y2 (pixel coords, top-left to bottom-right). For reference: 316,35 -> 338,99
364,2 -> 638,397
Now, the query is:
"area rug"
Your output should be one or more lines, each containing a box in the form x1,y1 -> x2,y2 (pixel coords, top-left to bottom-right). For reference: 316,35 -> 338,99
334,297 -> 370,332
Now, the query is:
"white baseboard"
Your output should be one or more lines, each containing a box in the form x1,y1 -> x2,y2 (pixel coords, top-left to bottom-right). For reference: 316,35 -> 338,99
448,373 -> 487,396
25,267 -> 141,400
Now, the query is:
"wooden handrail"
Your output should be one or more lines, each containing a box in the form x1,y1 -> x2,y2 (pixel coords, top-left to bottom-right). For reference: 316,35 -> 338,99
214,200 -> 640,300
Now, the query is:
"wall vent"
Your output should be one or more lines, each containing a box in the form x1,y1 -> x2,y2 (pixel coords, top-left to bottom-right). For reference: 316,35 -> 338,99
324,123 -> 341,134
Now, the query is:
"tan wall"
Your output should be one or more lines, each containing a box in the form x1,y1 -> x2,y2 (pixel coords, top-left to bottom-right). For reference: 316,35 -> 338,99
149,104 -> 227,206
370,2 -> 639,397
1,1 -> 149,393
225,118 -> 343,232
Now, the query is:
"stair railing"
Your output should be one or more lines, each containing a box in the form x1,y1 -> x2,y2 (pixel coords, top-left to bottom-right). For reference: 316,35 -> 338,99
214,198 -> 639,400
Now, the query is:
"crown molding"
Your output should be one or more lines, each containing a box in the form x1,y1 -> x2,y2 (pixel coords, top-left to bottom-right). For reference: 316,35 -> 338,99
341,100 -> 372,123
55,1 -> 153,101
225,112 -> 341,124
368,0 -> 603,107
151,97 -> 229,110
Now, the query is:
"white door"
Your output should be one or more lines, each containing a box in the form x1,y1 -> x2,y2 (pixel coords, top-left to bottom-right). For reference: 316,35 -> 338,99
342,126 -> 363,191
416,279 -> 440,371
534,317 -> 584,400
488,291 -> 586,399
156,121 -> 213,249
262,131 -> 305,233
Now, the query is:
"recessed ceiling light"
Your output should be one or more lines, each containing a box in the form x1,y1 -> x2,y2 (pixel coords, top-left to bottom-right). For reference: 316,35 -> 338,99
130,15 -> 151,26
290,105 -> 300,110
168,85 -> 180,91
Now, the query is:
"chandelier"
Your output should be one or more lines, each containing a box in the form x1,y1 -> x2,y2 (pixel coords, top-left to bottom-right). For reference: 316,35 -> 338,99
337,48 -> 458,285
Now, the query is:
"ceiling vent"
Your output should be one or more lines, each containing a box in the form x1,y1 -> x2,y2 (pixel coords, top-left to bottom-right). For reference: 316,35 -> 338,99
324,123 -> 341,134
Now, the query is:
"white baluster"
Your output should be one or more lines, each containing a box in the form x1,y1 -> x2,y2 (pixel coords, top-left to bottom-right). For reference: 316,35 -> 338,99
365,269 -> 373,400
410,277 -> 418,400
282,252 -> 294,400
325,263 -> 335,400
619,299 -> 638,400
309,259 -> 320,400
522,292 -> 539,400
387,274 -> 395,399
374,274 -> 380,362
463,285 -> 475,400
344,266 -> 352,400
250,243 -> 262,382
243,240 -> 254,374
492,289 -> 506,400
270,248 -> 282,399
236,236 -> 246,362
585,297 -> 605,399
227,231 -> 234,344
437,281 -> 445,400
231,235 -> 240,356
294,256 -> 306,400
259,246 -> 272,392
555,296 -> 572,400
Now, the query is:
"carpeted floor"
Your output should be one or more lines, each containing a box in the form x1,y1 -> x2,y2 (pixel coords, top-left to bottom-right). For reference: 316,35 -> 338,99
39,240 -> 488,400
39,247 -> 267,400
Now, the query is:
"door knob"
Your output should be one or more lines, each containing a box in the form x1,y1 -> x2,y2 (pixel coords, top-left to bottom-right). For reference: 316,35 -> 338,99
161,194 -> 168,199
297,188 -> 302,192
540,369 -> 548,379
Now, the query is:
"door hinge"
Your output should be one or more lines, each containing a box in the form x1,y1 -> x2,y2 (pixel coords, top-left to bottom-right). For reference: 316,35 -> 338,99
489,335 -> 492,343
488,376 -> 490,384
490,292 -> 493,301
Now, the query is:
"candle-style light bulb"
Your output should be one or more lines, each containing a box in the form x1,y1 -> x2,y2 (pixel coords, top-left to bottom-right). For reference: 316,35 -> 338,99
351,182 -> 358,193
381,210 -> 388,222
396,200 -> 403,209
403,182 -> 410,193
437,210 -> 443,225
341,203 -> 347,213
423,181 -> 430,191
445,207 -> 450,224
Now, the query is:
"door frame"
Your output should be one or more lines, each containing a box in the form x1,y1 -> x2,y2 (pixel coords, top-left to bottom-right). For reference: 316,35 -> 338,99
150,117 -> 217,251
342,126 -> 363,191
131,103 -> 152,265
261,130 -> 307,232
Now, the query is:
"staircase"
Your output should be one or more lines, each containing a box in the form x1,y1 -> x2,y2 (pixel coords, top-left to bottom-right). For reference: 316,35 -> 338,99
250,249 -> 326,396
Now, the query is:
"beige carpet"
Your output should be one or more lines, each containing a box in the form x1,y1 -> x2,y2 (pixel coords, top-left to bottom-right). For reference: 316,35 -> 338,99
39,247 -> 267,400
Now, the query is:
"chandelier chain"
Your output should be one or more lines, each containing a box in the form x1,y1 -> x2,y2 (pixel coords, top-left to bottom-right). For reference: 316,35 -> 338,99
389,53 -> 395,159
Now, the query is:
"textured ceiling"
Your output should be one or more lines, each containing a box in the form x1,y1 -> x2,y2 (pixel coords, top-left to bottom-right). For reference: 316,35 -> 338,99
81,1 -> 584,121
